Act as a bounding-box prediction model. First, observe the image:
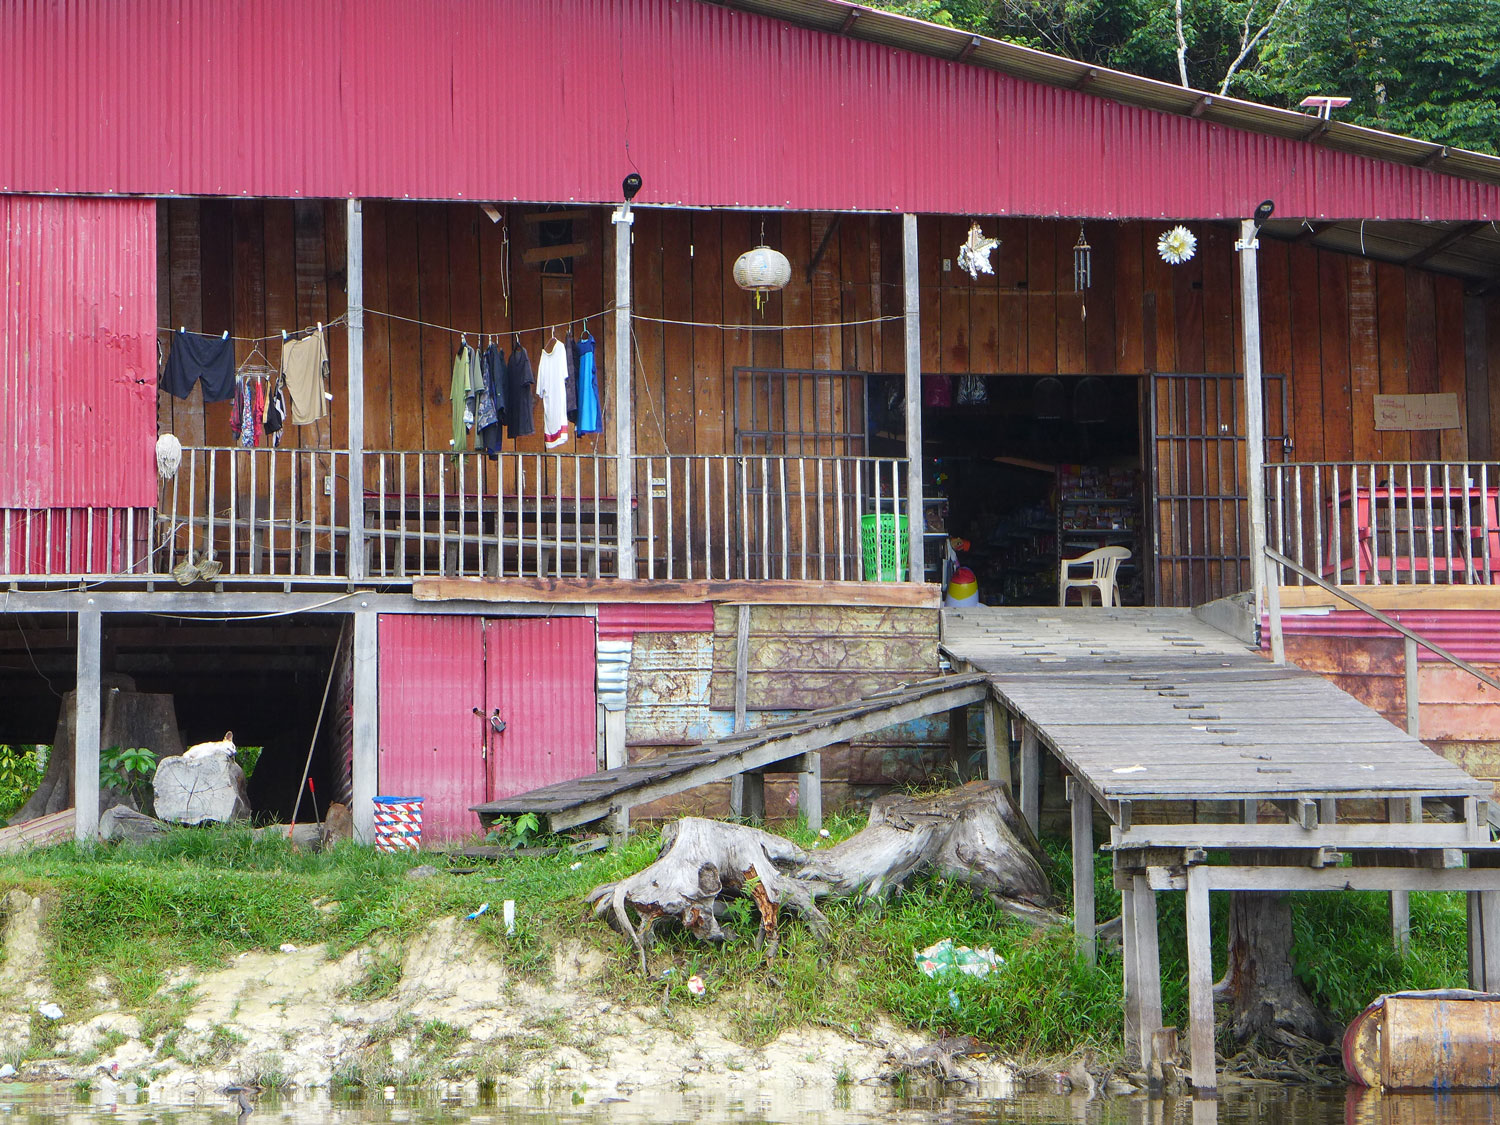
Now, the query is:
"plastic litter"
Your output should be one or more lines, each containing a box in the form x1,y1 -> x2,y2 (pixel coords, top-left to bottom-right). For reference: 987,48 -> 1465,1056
503,900 -> 516,935
818,829 -> 831,838
279,944 -> 298,953
687,974 -> 707,996
570,861 -> 583,870
38,1003 -> 63,1020
0,1062 -> 16,1078
914,939 -> 1002,979
465,903 -> 490,921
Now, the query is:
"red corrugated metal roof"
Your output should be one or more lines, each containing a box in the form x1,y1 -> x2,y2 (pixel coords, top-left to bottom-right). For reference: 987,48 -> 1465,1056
0,195 -> 156,509
0,0 -> 1495,221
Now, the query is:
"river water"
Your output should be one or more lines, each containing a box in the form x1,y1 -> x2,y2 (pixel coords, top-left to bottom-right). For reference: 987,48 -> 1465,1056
4,1083 -> 1500,1124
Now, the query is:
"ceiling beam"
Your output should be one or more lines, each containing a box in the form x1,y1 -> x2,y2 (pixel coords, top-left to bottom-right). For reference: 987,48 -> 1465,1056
1404,221 -> 1487,268
1421,145 -> 1452,169
1073,67 -> 1098,92
1189,95 -> 1214,118
955,35 -> 980,63
1295,221 -> 1337,243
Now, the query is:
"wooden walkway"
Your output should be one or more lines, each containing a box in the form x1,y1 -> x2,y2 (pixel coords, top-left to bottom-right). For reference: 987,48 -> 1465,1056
941,605 -> 1500,1093
471,672 -> 989,834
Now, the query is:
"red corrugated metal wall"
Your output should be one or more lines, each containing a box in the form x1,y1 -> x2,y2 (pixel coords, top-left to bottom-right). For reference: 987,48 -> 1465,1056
0,1 -> 1494,220
377,614 -> 596,841
0,195 -> 156,508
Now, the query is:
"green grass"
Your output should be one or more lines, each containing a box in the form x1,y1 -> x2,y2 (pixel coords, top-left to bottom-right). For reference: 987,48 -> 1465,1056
0,817 -> 1476,1070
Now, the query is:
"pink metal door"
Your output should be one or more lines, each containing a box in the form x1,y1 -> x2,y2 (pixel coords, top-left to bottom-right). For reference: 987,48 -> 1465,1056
377,615 -> 487,841
483,617 -> 597,802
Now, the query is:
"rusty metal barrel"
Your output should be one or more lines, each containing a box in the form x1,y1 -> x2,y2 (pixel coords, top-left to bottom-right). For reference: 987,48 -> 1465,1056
1346,990 -> 1500,1090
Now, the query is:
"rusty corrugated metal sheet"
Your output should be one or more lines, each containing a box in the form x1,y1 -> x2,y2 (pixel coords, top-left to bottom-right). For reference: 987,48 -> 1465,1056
597,602 -> 716,639
0,1 -> 1494,220
377,614 -> 487,841
1272,609 -> 1500,663
484,617 -> 598,801
0,195 -> 155,509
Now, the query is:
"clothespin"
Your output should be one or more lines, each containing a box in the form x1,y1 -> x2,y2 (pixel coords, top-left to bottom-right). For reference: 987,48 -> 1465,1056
282,329 -> 289,342
316,321 -> 322,335
221,330 -> 229,340
180,325 -> 186,334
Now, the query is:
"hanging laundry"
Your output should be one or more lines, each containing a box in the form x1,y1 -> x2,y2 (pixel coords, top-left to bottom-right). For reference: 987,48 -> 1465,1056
505,340 -> 536,438
161,330 -> 236,403
477,344 -> 506,457
450,344 -> 481,459
483,341 -> 508,428
263,380 -> 286,445
282,329 -> 330,425
564,331 -> 580,424
576,333 -> 601,435
536,338 -> 570,449
230,375 -> 267,448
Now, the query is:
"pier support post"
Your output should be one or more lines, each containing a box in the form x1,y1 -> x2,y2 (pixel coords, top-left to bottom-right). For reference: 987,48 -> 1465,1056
1019,723 -> 1040,835
74,601 -> 102,843
797,752 -> 822,832
1389,796 -> 1413,952
1069,778 -> 1096,965
1121,872 -> 1141,1066
1186,865 -> 1218,1091
351,607 -> 379,845
947,705 -> 970,780
982,698 -> 1009,787
1132,875 -> 1163,1065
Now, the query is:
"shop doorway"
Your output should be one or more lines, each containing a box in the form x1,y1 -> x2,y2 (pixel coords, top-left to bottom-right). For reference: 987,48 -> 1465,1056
916,374 -> 1145,606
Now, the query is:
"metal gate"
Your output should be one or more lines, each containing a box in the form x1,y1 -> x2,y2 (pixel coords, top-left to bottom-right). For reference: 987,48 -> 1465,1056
1148,373 -> 1289,606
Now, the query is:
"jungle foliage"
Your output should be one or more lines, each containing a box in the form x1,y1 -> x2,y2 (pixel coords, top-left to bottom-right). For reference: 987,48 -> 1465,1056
869,0 -> 1500,154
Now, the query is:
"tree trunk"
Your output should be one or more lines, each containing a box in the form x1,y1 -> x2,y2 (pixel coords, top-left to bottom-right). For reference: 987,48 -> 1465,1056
10,678 -> 184,825
589,781 -> 1059,973
1215,891 -> 1334,1045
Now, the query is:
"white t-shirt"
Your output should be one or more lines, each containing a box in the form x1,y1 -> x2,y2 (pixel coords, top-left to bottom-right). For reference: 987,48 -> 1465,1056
537,340 -> 570,449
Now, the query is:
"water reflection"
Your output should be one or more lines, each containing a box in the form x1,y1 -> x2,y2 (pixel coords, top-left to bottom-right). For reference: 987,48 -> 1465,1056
3,1084 -> 1500,1124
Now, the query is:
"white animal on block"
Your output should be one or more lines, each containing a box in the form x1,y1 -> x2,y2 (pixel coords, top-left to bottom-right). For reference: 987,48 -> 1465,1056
183,731 -> 236,761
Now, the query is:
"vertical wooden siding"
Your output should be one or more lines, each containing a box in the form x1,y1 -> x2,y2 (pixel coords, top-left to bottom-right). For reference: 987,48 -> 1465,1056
158,204 -> 1500,468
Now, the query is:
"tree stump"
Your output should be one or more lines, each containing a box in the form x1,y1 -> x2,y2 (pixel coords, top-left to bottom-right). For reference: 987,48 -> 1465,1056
10,677 -> 184,825
589,781 -> 1057,973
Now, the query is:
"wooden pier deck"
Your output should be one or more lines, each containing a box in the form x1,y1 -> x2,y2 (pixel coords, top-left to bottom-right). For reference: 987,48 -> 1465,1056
942,605 -> 1500,1092
471,672 -> 989,835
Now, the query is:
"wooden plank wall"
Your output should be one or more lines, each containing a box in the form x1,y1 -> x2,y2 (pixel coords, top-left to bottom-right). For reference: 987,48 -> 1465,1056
158,204 -> 1499,469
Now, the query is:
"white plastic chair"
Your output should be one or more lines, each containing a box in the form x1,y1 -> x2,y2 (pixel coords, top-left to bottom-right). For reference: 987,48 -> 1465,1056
1058,545 -> 1131,607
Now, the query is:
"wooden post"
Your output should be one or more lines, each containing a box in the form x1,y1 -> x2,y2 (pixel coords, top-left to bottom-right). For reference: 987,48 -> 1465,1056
1238,218 -> 1268,624
947,704 -> 969,780
1468,804 -> 1500,990
604,710 -> 627,770
1133,875 -> 1163,1066
730,604 -> 751,816
798,751 -> 822,832
1070,779 -> 1097,965
741,770 -> 765,823
1020,722 -> 1041,834
1388,796 -> 1411,952
74,601 -> 101,843
982,697 -> 1010,787
1121,871 -> 1141,1066
346,198 -> 366,584
1266,568 -> 1285,664
613,206 -> 636,579
902,213 -> 924,583
1185,865 -> 1217,1091
351,607 -> 379,844
1404,635 -> 1420,737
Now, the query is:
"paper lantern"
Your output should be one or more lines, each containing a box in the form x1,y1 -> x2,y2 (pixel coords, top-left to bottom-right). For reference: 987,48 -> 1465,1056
733,243 -> 791,310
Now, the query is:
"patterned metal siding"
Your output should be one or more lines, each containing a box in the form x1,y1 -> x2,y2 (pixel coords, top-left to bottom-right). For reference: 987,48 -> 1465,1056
0,1 -> 1494,220
376,614 -> 487,842
483,616 -> 598,802
0,195 -> 156,509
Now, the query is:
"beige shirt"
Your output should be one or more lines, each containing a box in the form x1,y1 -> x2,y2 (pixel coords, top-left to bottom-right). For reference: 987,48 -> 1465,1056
281,331 -> 329,425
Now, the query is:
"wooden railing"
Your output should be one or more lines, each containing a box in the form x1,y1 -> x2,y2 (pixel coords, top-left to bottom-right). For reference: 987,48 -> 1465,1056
1266,461 -> 1500,586
634,454 -> 908,581
6,448 -> 910,585
155,446 -> 351,581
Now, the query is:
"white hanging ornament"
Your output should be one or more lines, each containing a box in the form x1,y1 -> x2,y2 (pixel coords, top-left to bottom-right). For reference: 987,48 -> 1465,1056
733,224 -> 791,312
957,222 -> 999,279
156,433 -> 182,479
1157,225 -> 1198,265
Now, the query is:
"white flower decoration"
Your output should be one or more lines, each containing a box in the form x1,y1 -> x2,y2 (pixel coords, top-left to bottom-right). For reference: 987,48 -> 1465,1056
1157,225 -> 1197,265
957,222 -> 999,279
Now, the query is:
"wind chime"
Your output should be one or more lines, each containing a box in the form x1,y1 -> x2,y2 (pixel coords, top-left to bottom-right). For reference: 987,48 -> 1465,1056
1073,224 -> 1092,321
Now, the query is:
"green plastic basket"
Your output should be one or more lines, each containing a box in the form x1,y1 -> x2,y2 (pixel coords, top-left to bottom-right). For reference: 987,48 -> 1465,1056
861,513 -> 909,582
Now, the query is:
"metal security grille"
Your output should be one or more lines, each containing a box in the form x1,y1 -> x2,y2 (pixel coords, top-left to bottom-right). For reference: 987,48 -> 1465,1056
731,368 -> 869,457
1149,372 -> 1289,607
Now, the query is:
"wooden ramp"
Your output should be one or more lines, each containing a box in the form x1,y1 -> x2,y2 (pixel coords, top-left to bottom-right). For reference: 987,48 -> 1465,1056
942,605 -> 1500,1093
471,672 -> 989,834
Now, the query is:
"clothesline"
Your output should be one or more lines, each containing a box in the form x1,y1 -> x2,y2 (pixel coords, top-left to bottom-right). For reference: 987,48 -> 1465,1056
155,314 -> 349,345
363,305 -> 903,338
